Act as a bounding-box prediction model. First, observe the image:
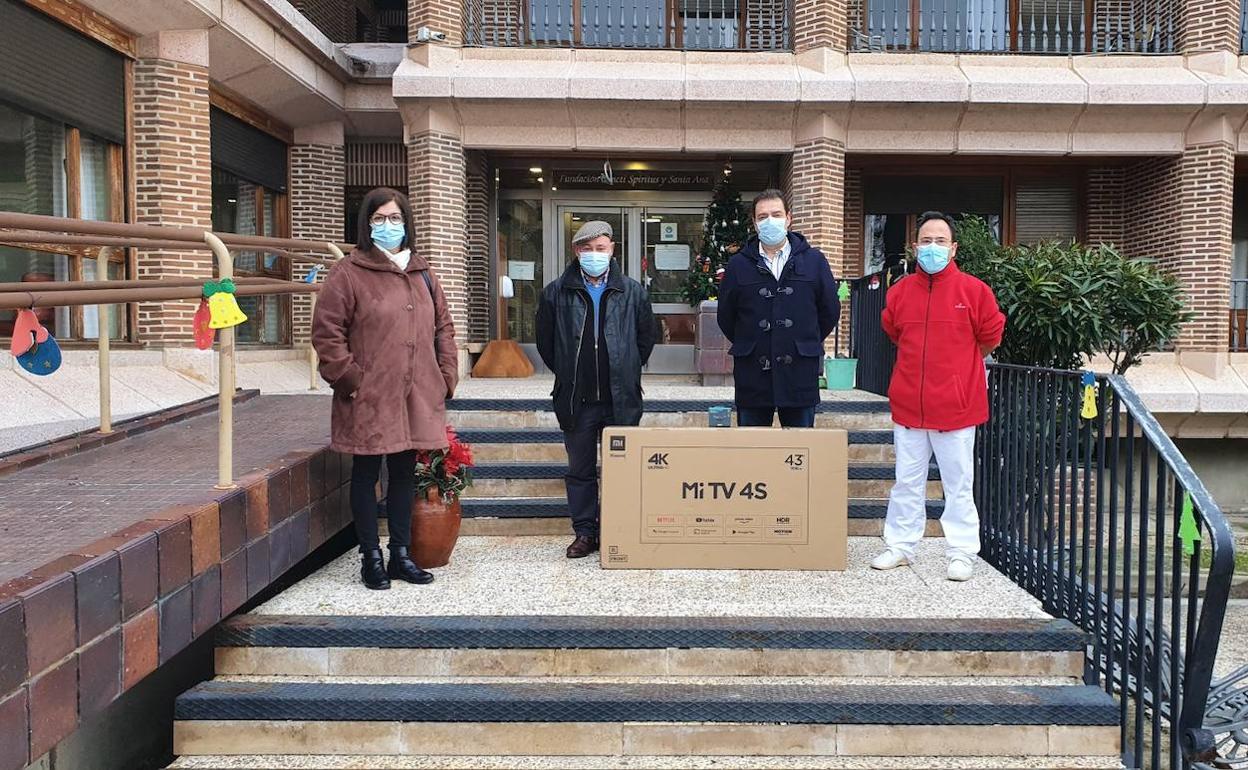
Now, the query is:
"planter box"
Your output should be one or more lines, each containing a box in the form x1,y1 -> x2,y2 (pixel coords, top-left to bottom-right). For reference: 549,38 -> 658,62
694,300 -> 733,384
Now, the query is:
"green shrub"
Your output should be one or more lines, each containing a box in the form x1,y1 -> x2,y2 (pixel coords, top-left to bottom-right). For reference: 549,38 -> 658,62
954,216 -> 1191,374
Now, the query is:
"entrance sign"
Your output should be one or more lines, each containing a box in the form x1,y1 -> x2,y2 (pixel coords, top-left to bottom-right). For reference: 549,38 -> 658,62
507,261 -> 535,281
554,170 -> 715,191
660,222 -> 679,242
654,244 -> 691,271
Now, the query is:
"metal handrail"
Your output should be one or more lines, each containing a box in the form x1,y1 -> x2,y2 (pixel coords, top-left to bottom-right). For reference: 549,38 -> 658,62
2,215 -> 350,489
978,364 -> 1235,769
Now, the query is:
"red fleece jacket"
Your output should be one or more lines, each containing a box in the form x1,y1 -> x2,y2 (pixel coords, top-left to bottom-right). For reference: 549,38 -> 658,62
881,262 -> 1005,431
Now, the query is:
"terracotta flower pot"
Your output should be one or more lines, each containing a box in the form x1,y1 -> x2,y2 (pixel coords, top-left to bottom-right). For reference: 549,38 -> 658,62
410,487 -> 461,568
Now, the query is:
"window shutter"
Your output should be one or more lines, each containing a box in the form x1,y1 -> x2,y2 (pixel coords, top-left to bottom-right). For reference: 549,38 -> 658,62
210,108 -> 289,193
0,0 -> 125,144
1014,179 -> 1078,245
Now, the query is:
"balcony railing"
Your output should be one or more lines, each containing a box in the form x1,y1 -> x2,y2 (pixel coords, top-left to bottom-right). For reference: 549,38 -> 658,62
851,0 -> 1176,54
1242,0 -> 1248,54
1232,279 -> 1247,352
463,0 -> 791,50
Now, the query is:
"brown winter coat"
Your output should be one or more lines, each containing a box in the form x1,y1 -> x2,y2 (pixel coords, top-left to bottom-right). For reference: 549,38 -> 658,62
311,246 -> 458,455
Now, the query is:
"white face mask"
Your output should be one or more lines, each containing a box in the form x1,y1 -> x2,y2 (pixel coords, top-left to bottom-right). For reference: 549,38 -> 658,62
578,252 -> 610,277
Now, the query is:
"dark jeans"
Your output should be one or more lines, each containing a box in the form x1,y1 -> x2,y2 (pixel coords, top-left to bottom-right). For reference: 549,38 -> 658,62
350,450 -> 416,552
737,406 -> 817,428
563,402 -> 611,537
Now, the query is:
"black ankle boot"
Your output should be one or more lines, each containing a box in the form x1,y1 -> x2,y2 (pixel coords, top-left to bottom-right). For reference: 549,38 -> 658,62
387,546 -> 434,585
361,548 -> 390,590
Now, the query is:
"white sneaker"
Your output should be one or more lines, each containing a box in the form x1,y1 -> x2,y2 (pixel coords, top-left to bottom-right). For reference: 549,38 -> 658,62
870,549 -> 911,570
947,558 -> 974,582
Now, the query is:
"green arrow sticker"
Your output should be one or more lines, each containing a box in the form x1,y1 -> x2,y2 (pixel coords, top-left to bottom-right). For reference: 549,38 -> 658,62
838,280 -> 851,302
1179,492 -> 1201,557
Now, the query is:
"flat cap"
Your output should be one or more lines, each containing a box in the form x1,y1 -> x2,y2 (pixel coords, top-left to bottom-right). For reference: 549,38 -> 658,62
572,220 -> 613,244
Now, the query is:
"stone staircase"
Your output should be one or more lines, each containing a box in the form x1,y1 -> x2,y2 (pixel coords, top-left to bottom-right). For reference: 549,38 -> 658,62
165,394 -> 1124,769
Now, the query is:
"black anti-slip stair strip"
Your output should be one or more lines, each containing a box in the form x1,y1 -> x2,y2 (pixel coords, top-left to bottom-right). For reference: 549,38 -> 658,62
458,498 -> 944,519
216,615 -> 1086,652
175,681 -> 1117,726
457,428 -> 896,445
448,398 -> 892,414
472,462 -> 938,480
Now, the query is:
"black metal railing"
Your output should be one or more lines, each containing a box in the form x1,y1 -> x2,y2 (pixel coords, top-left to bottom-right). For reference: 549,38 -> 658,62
976,365 -> 1235,770
463,0 -> 791,49
850,0 -> 1176,53
1231,279 -> 1247,352
846,268 -> 899,397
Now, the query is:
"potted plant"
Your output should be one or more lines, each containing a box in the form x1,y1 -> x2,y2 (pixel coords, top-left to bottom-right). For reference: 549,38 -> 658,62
411,426 -> 475,568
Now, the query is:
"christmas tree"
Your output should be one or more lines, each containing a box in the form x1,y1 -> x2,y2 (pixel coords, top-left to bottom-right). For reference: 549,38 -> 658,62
681,178 -> 751,305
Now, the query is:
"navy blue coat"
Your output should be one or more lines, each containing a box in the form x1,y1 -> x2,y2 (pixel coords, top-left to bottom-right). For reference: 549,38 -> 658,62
716,232 -> 840,409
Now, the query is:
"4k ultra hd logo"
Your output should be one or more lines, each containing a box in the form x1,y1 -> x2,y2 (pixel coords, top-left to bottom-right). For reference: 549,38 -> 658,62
647,452 -> 670,468
609,436 -> 626,452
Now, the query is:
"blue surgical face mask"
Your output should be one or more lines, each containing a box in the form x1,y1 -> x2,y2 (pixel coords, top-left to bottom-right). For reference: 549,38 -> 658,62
578,251 -> 610,278
371,220 -> 405,251
916,243 -> 951,274
756,216 -> 788,247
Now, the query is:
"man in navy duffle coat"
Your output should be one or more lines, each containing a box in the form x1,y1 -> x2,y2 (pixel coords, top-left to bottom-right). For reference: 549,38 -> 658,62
716,188 -> 840,427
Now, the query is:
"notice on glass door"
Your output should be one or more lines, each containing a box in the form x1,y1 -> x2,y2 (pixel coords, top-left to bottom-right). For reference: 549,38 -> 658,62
660,223 -> 679,242
507,261 -> 535,281
653,244 -> 690,271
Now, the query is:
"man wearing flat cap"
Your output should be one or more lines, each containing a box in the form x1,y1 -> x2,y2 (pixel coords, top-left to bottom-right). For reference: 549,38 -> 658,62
536,220 -> 658,559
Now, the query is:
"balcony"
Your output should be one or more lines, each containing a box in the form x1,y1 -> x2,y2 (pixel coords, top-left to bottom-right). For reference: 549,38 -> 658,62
462,0 -> 791,50
850,0 -> 1175,54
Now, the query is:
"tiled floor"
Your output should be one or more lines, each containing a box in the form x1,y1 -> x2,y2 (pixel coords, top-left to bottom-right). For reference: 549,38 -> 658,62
0,395 -> 331,583
254,536 -> 1050,620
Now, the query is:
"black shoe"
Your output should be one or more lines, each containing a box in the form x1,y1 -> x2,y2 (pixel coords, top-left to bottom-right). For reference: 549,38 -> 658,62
361,548 -> 390,590
387,546 -> 435,585
566,535 -> 600,559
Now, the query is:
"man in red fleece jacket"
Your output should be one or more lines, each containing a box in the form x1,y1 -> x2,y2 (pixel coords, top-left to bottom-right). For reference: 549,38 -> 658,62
871,211 -> 1005,582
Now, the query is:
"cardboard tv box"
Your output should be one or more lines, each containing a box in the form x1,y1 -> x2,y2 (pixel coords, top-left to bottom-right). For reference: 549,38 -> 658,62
600,427 -> 847,570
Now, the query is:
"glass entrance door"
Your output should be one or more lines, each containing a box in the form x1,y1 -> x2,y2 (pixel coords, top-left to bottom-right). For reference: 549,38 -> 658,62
554,204 -> 701,373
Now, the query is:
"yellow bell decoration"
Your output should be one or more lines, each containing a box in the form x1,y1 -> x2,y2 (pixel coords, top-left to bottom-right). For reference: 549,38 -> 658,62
1080,371 -> 1098,420
204,278 -> 247,330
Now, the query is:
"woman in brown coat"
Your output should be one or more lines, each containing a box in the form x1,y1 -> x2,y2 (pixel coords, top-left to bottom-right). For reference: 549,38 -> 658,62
312,188 -> 458,590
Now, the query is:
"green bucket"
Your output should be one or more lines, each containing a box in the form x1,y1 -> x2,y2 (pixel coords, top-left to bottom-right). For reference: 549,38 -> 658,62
824,357 -> 858,390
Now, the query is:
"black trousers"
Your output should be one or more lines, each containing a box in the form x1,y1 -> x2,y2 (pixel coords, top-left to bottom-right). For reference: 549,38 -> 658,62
350,450 -> 416,552
563,402 -> 610,537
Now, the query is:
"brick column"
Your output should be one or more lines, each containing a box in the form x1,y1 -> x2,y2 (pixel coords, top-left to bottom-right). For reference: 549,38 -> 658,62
1180,0 -> 1241,53
794,0 -> 846,52
409,0 -> 463,45
407,122 -> 467,354
787,130 -> 847,355
1084,167 -> 1126,248
289,122 -> 346,345
464,150 -> 491,343
843,166 -> 864,278
1123,128 -> 1235,376
133,31 -> 213,346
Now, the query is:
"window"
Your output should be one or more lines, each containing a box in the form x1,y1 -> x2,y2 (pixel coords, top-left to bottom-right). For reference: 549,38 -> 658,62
1013,177 -> 1079,245
211,167 -> 289,345
0,102 -> 126,342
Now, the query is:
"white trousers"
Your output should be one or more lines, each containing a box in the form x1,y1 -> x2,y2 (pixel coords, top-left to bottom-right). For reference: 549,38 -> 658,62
883,424 -> 981,561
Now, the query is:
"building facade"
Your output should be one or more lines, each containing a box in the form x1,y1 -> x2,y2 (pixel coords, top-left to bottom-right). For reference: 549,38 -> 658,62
2,0 -> 1248,497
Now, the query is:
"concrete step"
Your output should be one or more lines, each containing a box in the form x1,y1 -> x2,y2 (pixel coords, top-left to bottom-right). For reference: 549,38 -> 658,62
463,462 -> 941,500
212,615 -> 1085,680
168,754 -> 1126,769
462,429 -> 896,464
449,410 -> 896,431
172,681 -> 1118,758
453,497 -> 945,537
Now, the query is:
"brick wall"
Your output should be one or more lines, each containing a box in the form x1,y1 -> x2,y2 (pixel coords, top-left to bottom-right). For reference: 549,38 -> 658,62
464,150 -> 490,343
843,166 -> 864,278
1124,145 -> 1235,352
408,130 -> 467,342
409,0 -> 463,45
132,58 -> 213,346
1084,167 -> 1126,248
292,0 -> 354,43
794,0 -> 845,51
1179,0 -> 1241,52
788,138 -> 846,354
290,144 -> 345,344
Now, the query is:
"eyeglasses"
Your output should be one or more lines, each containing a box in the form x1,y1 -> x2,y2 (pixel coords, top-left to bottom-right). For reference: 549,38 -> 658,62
369,213 -> 404,226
